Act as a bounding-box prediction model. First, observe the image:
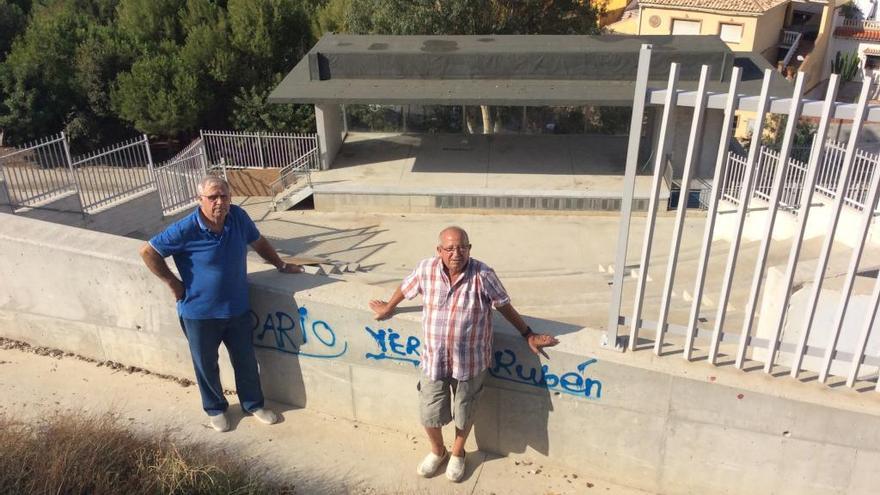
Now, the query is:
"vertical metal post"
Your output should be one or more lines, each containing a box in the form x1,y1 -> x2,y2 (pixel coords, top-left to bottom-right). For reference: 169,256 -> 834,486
791,78 -> 871,379
818,85 -> 880,383
734,72 -> 806,370
707,70 -> 774,364
60,132 -> 86,216
143,134 -> 157,183
847,270 -> 880,388
606,44 -> 653,350
654,65 -> 711,355
257,132 -> 266,168
764,76 -> 840,372
630,63 -> 680,351
683,67 -> 742,360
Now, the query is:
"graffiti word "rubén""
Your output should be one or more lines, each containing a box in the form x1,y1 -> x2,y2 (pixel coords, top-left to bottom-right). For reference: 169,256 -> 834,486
490,349 -> 602,399
364,326 -> 420,366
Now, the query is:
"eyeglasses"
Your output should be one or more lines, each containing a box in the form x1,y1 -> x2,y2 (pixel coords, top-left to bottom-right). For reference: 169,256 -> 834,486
440,245 -> 470,254
201,194 -> 230,202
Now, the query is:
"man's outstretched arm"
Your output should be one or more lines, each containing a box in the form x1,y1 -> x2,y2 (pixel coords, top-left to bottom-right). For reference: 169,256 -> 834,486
139,243 -> 185,301
495,303 -> 560,358
369,286 -> 405,321
250,236 -> 303,273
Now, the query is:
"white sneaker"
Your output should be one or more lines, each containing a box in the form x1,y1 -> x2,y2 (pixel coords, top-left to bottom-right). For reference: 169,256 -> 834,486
416,450 -> 449,477
251,408 -> 278,425
209,412 -> 230,432
445,454 -> 466,482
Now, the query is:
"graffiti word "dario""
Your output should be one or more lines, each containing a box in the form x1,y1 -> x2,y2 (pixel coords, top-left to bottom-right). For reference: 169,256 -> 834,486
364,326 -> 420,366
490,349 -> 602,399
251,306 -> 348,359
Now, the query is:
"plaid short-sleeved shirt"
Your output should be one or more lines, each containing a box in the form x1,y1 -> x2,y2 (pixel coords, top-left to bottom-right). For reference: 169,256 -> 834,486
401,257 -> 511,381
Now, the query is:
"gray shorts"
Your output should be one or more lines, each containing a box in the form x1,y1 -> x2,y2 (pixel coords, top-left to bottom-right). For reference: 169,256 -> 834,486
418,369 -> 488,430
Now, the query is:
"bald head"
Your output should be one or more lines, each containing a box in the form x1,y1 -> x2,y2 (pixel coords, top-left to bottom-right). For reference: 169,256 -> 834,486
438,226 -> 469,245
436,226 -> 471,275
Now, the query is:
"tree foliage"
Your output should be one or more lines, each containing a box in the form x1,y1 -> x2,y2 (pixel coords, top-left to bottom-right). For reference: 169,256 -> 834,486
0,0 -> 317,146
345,0 -> 600,36
0,0 -> 603,146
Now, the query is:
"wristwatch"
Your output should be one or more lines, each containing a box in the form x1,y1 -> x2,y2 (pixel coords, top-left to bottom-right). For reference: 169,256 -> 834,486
277,262 -> 287,272
521,326 -> 534,339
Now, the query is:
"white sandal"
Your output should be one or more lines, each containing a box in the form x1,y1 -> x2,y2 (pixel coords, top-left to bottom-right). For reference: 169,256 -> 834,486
416,449 -> 449,477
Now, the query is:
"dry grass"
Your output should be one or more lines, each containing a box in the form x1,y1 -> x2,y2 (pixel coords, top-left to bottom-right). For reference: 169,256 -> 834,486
0,412 -> 295,495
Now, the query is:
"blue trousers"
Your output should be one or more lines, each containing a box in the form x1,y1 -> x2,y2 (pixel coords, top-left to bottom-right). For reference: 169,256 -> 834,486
180,312 -> 264,416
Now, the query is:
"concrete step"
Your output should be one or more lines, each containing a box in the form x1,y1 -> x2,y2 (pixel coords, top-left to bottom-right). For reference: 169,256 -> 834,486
273,185 -> 313,212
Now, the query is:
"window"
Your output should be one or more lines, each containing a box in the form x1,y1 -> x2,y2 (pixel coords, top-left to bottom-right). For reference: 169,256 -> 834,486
671,19 -> 701,35
865,55 -> 880,71
719,23 -> 743,43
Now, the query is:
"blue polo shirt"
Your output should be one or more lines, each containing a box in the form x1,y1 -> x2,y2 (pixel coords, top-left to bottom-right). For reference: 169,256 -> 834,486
149,205 -> 260,319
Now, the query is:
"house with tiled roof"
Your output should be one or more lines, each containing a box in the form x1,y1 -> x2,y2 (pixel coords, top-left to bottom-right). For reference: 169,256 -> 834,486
607,0 -> 836,91
828,2 -> 880,93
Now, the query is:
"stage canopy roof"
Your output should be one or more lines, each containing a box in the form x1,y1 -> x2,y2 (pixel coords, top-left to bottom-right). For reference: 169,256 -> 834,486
269,34 -> 791,107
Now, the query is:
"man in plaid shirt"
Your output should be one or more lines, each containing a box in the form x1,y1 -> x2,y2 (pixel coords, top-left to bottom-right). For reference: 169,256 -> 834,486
370,226 -> 558,482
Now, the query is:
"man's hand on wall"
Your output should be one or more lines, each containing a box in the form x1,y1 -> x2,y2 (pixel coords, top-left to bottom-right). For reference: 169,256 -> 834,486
527,333 -> 559,359
278,262 -> 305,274
369,300 -> 394,320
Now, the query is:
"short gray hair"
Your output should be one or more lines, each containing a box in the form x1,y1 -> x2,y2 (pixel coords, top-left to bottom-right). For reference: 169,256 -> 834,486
197,175 -> 229,195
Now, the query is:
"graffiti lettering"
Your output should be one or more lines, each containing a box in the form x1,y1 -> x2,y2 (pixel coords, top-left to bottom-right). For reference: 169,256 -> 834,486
364,326 -> 420,366
490,349 -> 602,399
251,306 -> 348,359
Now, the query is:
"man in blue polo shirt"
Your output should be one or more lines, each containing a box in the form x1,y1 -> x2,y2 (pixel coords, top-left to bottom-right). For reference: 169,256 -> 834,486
140,175 -> 303,432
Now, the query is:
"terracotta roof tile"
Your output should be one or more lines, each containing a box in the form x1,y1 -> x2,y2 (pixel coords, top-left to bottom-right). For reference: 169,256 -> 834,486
834,26 -> 880,41
639,0 -> 789,14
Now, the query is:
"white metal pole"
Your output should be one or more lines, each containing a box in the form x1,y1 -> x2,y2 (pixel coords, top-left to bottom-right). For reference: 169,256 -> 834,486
683,67 -> 742,360
763,76 -> 840,372
630,62 -> 680,351
734,72 -> 807,370
707,70 -> 774,364
607,44 -> 653,351
791,78 -> 871,379
654,65 -> 711,355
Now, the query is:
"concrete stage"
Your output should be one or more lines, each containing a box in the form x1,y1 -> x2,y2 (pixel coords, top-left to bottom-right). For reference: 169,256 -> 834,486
309,132 -> 667,214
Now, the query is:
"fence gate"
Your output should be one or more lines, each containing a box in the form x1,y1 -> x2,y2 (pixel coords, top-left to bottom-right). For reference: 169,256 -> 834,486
607,44 -> 880,391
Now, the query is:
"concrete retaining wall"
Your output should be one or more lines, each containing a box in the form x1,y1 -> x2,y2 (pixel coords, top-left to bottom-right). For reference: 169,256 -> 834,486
1,214 -> 879,494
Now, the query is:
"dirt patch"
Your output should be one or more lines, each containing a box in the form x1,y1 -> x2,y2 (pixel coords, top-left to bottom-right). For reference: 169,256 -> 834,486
0,337 -> 195,388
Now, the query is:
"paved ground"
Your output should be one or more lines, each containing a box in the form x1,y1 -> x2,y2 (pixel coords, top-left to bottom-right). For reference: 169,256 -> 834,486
0,342 -> 651,495
313,133 -> 664,198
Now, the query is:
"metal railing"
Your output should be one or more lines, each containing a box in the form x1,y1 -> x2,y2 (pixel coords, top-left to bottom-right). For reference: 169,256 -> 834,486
839,18 -> 880,30
780,29 -> 801,46
722,141 -> 877,213
608,48 -> 880,393
201,130 -> 320,169
723,147 -> 809,210
154,150 -> 208,214
0,133 -> 77,209
781,32 -> 803,69
1,130 -> 320,216
269,148 -> 319,202
70,135 -> 155,212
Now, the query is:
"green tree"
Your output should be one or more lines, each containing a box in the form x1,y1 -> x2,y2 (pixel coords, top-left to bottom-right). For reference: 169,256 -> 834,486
0,0 -> 28,59
227,0 -> 313,83
346,0 -> 600,35
231,79 -> 316,132
115,0 -> 183,47
0,2 -> 92,143
112,47 -> 202,136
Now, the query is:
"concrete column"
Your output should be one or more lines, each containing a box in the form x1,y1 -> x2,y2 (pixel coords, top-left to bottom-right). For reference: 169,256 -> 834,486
315,104 -> 346,170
